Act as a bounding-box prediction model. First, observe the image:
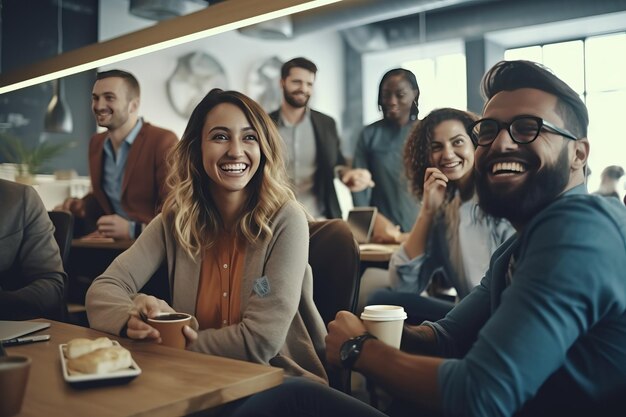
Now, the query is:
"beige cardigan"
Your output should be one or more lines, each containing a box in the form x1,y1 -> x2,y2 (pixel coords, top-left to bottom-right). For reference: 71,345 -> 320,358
86,200 -> 328,383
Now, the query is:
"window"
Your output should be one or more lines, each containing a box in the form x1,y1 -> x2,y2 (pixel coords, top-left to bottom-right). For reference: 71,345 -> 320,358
402,53 -> 467,118
505,33 -> 626,197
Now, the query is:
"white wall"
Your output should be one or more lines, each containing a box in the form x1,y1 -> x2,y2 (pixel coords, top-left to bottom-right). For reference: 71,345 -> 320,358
99,1 -> 346,139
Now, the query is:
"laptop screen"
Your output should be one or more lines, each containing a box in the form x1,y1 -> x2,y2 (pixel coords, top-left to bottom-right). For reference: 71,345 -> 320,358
347,207 -> 377,244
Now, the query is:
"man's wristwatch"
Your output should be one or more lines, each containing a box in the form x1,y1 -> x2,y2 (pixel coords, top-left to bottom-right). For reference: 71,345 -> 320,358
340,332 -> 377,370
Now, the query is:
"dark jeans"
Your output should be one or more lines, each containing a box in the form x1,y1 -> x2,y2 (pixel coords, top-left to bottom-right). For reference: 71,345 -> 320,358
224,378 -> 442,417
367,289 -> 454,324
224,378 -> 388,417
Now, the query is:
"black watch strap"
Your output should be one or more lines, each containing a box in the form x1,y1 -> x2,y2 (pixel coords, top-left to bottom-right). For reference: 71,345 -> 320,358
340,332 -> 377,370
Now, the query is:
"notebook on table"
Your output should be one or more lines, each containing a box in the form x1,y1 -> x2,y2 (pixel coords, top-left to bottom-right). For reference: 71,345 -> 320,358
0,321 -> 51,341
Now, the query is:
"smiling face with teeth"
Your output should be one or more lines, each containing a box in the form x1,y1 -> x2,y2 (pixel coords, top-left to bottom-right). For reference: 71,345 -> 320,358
429,119 -> 475,183
201,102 -> 261,205
92,76 -> 139,132
475,88 -> 588,228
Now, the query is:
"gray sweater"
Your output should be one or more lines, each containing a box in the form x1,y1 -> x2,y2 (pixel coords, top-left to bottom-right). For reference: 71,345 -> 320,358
86,200 -> 328,383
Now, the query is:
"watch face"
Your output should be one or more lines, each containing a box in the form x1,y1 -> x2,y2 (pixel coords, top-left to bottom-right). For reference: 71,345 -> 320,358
340,340 -> 358,362
340,338 -> 363,369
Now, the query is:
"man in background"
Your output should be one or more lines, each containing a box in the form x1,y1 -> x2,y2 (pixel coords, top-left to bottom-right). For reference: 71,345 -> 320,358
269,57 -> 372,219
1,179 -> 66,320
57,69 -> 178,239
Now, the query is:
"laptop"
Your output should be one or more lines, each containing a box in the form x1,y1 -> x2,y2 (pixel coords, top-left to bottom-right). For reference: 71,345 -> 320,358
0,321 -> 50,341
346,207 -> 377,244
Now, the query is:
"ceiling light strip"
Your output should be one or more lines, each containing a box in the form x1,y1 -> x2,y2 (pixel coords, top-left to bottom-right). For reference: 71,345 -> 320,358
0,0 -> 340,94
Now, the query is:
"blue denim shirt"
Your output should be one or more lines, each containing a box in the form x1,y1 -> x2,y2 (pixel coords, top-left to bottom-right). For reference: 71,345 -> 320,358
102,118 -> 143,238
429,185 -> 626,416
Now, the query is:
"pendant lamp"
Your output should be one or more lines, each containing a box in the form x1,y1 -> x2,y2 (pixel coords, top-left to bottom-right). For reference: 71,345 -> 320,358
44,0 -> 73,133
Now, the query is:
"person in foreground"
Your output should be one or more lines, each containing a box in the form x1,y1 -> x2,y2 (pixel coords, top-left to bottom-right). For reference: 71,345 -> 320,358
86,89 -> 328,383
0,179 -> 66,320
367,108 -> 513,324
227,60 -> 626,417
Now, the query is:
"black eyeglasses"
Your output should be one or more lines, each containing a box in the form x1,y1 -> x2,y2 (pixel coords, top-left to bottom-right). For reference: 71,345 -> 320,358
469,116 -> 579,146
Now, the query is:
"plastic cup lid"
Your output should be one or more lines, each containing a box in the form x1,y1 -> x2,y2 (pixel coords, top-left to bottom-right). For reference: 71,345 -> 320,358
360,305 -> 407,321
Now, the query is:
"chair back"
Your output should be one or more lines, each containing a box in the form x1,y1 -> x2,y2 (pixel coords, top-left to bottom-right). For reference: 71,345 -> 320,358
309,219 -> 361,393
309,219 -> 361,325
48,210 -> 74,267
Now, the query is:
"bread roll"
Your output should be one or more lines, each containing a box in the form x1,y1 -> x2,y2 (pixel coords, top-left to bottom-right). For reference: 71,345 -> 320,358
67,346 -> 132,374
66,337 -> 114,359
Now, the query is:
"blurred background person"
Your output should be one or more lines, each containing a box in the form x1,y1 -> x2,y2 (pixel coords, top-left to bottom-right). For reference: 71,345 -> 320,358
86,89 -> 328,383
269,57 -> 372,219
56,70 -> 178,239
593,165 -> 624,199
352,68 -> 421,242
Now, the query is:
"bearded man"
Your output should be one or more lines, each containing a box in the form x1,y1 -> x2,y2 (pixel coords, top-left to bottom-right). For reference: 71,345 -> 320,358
269,57 -> 372,219
226,60 -> 626,417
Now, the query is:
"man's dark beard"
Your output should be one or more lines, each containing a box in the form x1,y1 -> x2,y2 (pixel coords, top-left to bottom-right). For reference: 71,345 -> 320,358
475,144 -> 570,227
284,90 -> 309,108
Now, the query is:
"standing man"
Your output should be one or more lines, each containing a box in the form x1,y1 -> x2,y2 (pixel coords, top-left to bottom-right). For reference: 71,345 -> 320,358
228,60 -> 626,417
269,57 -> 372,219
57,70 -> 178,239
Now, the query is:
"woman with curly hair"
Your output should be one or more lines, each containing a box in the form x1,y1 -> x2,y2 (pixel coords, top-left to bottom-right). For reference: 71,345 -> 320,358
86,89 -> 328,383
367,107 -> 514,324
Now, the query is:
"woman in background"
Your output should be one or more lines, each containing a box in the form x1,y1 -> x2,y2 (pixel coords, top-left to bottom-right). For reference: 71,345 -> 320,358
367,108 -> 514,324
352,68 -> 421,240
86,89 -> 327,383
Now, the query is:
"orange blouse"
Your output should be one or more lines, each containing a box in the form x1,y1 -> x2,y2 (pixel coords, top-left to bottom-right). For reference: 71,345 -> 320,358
195,236 -> 246,330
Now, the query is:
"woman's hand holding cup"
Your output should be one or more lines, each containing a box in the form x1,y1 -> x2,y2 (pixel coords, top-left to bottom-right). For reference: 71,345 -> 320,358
127,294 -> 176,342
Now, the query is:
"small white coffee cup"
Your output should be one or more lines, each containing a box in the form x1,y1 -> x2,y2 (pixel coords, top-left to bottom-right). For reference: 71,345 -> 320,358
360,305 -> 407,348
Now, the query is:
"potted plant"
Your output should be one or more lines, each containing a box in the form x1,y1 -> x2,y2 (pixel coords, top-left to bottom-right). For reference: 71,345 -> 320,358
0,132 -> 75,185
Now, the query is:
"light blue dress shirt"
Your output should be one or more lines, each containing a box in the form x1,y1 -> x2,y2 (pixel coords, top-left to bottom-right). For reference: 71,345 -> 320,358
102,118 -> 143,238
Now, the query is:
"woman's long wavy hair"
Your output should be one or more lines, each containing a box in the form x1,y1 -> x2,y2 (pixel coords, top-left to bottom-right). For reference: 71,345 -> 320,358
404,107 -> 479,202
162,89 -> 295,259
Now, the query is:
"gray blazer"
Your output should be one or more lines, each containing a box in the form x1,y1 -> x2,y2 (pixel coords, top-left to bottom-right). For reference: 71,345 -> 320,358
0,179 -> 66,320
86,200 -> 328,383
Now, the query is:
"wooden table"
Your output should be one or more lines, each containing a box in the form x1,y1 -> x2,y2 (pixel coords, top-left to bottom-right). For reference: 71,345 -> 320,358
71,238 -> 134,251
359,244 -> 399,263
8,320 -> 283,417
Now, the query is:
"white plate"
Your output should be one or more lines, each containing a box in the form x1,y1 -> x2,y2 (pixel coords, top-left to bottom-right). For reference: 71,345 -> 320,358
59,341 -> 141,387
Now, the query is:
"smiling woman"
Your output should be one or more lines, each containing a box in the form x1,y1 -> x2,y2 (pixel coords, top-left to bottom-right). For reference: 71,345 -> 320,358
201,102 -> 261,203
86,89 -> 329,384
366,107 -> 514,324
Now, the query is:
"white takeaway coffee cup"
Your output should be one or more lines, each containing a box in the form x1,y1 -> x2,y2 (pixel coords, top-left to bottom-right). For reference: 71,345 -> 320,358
360,305 -> 407,349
